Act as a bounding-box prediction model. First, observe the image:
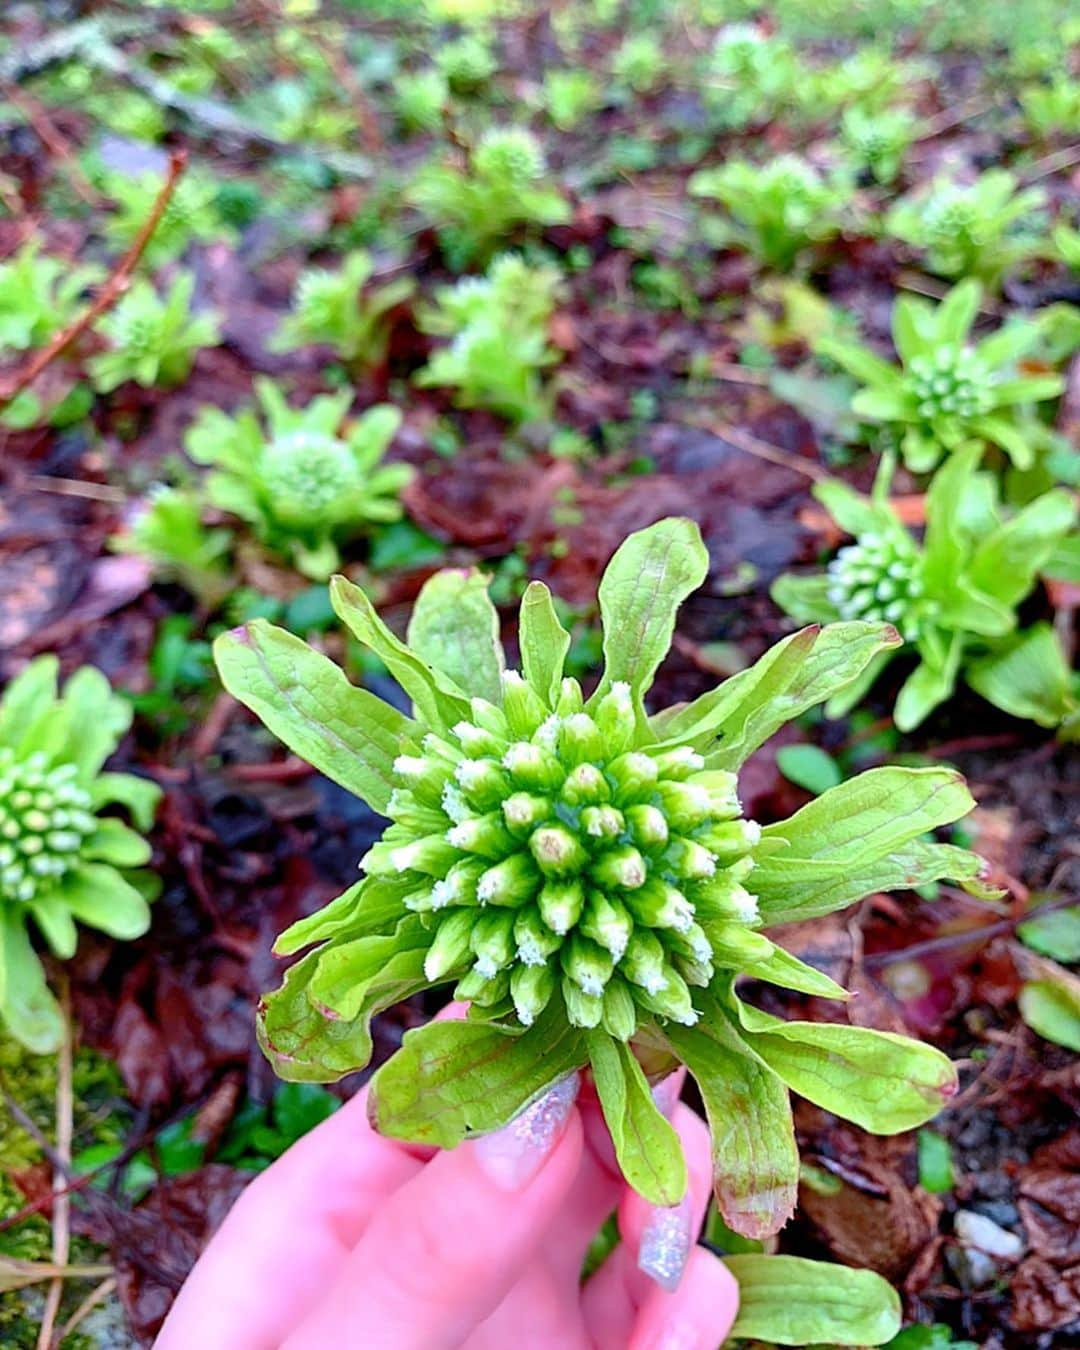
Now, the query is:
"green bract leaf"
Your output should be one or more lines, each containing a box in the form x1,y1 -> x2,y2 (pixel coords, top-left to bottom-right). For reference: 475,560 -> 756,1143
587,1032 -> 687,1206
726,1254 -> 901,1346
214,620 -> 413,813
0,909 -> 64,1053
519,582 -> 571,708
753,767 -> 988,923
967,625 -> 1078,730
369,1000 -> 587,1147
593,517 -> 709,721
407,569 -> 505,704
733,998 -> 958,1133
329,576 -> 470,729
664,993 -> 799,1239
1019,973 -> 1080,1052
651,622 -> 901,768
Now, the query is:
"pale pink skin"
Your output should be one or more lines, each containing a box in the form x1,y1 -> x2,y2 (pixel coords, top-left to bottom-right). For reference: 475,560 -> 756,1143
157,1016 -> 738,1350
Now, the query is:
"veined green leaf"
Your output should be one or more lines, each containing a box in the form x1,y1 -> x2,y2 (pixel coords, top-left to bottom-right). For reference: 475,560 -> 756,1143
59,863 -> 151,941
369,997 -> 587,1146
273,876 -> 412,956
966,489 -> 1077,608
519,581 -> 571,707
587,1031 -> 687,1206
733,998 -> 958,1133
214,620 -> 413,814
307,921 -> 430,1021
895,639 -> 963,731
0,910 -> 64,1054
769,573 -> 839,626
0,656 -> 58,751
753,767 -> 987,923
257,942 -> 429,1083
407,568 -> 505,704
592,517 -> 709,722
1019,973 -> 1080,1052
726,1254 -> 901,1346
88,773 -> 161,832
967,624 -> 1076,729
652,624 -> 901,770
663,992 -> 799,1239
329,575 -> 471,729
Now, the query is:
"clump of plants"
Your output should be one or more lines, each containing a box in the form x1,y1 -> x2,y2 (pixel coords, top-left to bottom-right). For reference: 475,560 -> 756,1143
393,69 -> 449,133
772,447 -> 1078,729
435,34 -> 498,93
1020,76 -> 1080,138
415,253 -> 562,424
840,105 -> 918,185
0,241 -> 103,352
271,250 -> 416,369
702,23 -> 800,130
100,169 -> 226,267
110,485 -> 233,607
689,154 -> 854,271
611,32 -> 666,95
184,379 -> 410,580
408,128 -> 571,268
216,518 -> 996,1238
0,658 -> 160,1052
885,171 -> 1048,288
88,272 -> 221,393
818,280 -> 1065,470
541,68 -> 602,131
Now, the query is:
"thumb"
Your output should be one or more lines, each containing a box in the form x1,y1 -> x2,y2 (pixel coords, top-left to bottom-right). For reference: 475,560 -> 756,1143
283,1074 -> 582,1350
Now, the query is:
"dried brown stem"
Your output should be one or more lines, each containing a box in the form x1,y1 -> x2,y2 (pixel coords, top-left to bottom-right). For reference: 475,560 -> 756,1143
0,150 -> 188,410
37,977 -> 73,1350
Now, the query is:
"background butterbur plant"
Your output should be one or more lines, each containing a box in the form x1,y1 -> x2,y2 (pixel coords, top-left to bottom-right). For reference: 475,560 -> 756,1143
109,484 -> 234,607
270,249 -> 416,369
884,171 -> 1048,289
408,128 -> 571,268
100,167 -> 226,267
0,240 -> 103,352
415,253 -> 562,424
818,279 -> 1065,470
0,658 -> 160,1053
184,378 -> 410,580
689,154 -> 854,271
88,271 -> 221,393
772,447 -> 1078,730
215,518 -> 997,1240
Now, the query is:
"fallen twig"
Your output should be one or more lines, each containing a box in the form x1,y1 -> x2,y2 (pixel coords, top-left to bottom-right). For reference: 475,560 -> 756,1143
0,150 -> 188,410
55,1275 -> 118,1343
37,977 -> 73,1350
679,415 -> 829,481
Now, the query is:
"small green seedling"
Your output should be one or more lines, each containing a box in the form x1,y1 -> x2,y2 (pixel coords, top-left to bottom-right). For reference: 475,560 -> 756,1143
690,154 -> 855,271
772,447 -> 1077,729
408,128 -> 571,268
271,250 -> 416,369
841,106 -> 918,185
185,378 -> 411,580
89,271 -> 221,392
216,517 -> 997,1239
416,253 -> 562,424
885,171 -> 1047,289
101,169 -> 226,268
817,279 -> 1065,470
110,485 -> 234,607
0,241 -> 103,352
0,658 -> 160,1052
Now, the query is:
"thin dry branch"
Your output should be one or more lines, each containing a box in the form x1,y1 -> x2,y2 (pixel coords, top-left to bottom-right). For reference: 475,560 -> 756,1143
679,415 -> 829,482
0,150 -> 188,410
37,978 -> 73,1350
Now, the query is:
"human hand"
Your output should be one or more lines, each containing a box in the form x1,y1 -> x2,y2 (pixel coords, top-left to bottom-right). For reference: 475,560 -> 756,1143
156,1049 -> 738,1350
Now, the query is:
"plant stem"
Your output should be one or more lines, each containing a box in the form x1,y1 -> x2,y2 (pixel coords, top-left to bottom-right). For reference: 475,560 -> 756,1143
36,977 -> 73,1350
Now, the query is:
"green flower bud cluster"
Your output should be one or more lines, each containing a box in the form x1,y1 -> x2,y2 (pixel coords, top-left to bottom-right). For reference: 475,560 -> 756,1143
827,535 -> 930,641
904,348 -> 993,422
258,431 -> 363,528
472,128 -> 546,186
921,189 -> 983,249
364,674 -> 761,1038
0,751 -> 95,903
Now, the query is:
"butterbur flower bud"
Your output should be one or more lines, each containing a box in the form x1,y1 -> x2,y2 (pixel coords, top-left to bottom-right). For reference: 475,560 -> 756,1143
580,891 -> 633,959
561,978 -> 603,1029
470,909 -> 517,976
557,713 -> 604,766
620,929 -> 669,995
663,837 -> 717,881
501,791 -> 552,834
530,824 -> 588,876
606,751 -> 659,801
501,670 -> 548,738
538,879 -> 585,934
580,805 -> 624,840
447,813 -> 515,859
650,747 -> 705,780
560,763 -> 610,806
593,681 -> 635,757
625,879 -> 694,933
476,851 -> 538,905
589,844 -> 647,891
624,802 -> 669,850
511,960 -> 557,1025
502,742 -> 565,792
424,908 -> 475,980
514,906 -> 562,965
602,978 -> 638,1039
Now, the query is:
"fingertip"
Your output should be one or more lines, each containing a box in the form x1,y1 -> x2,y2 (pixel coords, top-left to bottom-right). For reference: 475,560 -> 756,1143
628,1246 -> 739,1350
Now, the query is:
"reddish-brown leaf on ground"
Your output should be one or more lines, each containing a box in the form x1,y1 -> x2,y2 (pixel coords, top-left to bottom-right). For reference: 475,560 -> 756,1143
1009,1257 -> 1080,1332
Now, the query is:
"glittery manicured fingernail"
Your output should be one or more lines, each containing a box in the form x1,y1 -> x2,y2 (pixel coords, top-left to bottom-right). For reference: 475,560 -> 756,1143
472,1073 -> 578,1191
651,1073 -> 680,1118
638,1191 -> 693,1292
